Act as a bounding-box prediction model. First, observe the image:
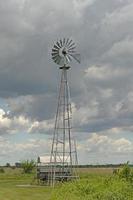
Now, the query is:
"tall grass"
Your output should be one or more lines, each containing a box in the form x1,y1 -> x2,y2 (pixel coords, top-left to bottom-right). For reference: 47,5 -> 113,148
51,172 -> 133,200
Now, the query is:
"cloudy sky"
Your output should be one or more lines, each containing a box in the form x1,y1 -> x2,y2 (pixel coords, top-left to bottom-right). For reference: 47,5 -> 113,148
0,0 -> 133,165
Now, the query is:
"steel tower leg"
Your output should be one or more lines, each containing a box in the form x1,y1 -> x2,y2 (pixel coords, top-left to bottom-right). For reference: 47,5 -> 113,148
49,66 -> 78,186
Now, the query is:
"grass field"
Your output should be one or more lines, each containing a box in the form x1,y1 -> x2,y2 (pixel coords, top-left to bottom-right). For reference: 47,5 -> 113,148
0,167 -> 133,200
0,168 -> 52,200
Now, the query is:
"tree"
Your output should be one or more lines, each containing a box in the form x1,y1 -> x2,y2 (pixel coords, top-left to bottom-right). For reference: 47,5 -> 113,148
21,159 -> 36,173
6,163 -> 11,167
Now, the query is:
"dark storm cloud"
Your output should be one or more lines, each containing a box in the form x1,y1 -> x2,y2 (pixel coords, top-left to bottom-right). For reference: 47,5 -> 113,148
0,0 -> 133,135
0,0 -> 89,99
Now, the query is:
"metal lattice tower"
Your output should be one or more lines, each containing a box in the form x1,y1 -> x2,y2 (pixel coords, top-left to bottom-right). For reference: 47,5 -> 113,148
49,38 -> 80,186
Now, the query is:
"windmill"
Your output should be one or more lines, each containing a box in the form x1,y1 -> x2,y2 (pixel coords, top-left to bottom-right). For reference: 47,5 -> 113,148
49,38 -> 80,186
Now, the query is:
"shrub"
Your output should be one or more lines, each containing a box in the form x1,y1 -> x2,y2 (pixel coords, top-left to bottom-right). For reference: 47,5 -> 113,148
0,168 -> 5,173
118,162 -> 131,181
114,162 -> 132,182
21,159 -> 36,173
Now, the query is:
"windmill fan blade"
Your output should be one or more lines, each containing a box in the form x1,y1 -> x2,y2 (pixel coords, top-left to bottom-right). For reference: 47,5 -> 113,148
56,41 -> 61,48
52,53 -> 58,57
55,57 -> 61,65
67,54 -> 72,62
68,46 -> 76,52
52,49 -> 58,52
54,56 -> 60,62
70,53 -> 81,63
68,50 -> 76,54
68,42 -> 76,49
58,57 -> 61,65
52,52 -> 58,57
60,39 -> 63,47
52,57 -> 58,62
63,38 -> 66,45
53,45 -> 59,50
52,54 -> 59,59
52,50 -> 59,54
65,55 -> 70,63
55,42 -> 60,49
65,38 -> 70,46
52,54 -> 58,59
66,39 -> 73,48
51,52 -> 59,55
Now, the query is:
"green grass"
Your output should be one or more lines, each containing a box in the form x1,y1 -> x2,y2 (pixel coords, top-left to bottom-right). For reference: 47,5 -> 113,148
0,168 -> 133,200
0,168 -> 52,200
52,174 -> 133,200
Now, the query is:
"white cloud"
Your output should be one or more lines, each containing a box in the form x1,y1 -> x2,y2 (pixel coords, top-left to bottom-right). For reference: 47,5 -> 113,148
72,102 -> 99,126
28,119 -> 54,134
82,133 -> 133,154
0,136 -> 51,162
85,65 -> 130,80
106,38 -> 133,58
0,107 -> 54,135
0,108 -> 30,134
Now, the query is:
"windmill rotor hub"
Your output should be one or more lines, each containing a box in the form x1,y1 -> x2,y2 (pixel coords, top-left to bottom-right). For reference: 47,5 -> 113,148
59,47 -> 68,57
62,48 -> 67,55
